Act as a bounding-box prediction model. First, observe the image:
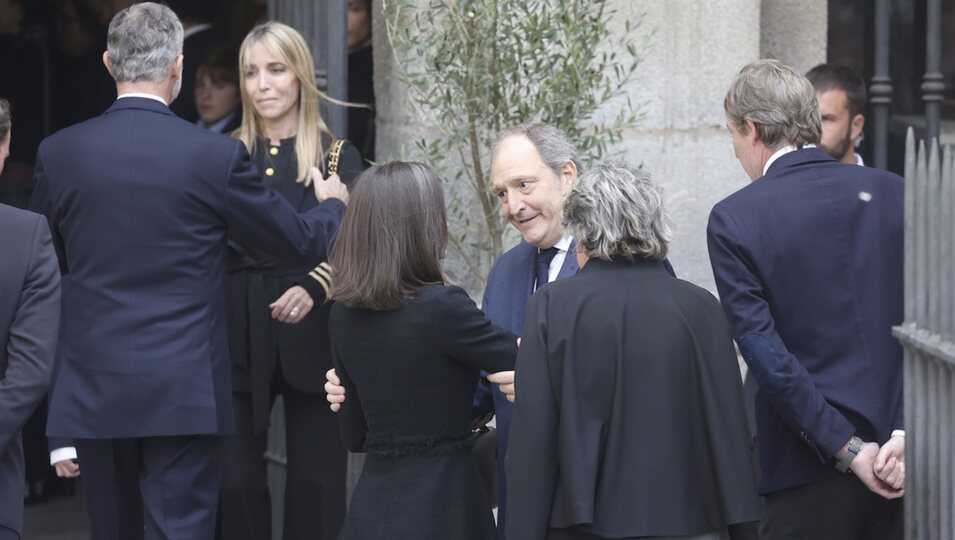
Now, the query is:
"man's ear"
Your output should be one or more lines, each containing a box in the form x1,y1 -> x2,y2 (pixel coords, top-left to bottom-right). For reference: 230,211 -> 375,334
850,113 -> 865,142
561,160 -> 578,184
171,54 -> 184,81
102,51 -> 114,77
744,119 -> 761,146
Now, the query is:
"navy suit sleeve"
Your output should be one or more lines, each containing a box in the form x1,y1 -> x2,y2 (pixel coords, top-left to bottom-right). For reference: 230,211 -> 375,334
707,204 -> 855,461
505,290 -> 558,540
0,216 -> 60,454
220,142 -> 345,267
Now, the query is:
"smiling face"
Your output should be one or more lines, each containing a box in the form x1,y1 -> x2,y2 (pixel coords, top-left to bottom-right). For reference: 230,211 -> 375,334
243,41 -> 301,129
491,134 -> 574,249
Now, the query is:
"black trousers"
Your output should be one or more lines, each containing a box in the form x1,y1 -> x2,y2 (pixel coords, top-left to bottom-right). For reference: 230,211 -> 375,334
760,473 -> 902,539
218,383 -> 346,540
0,525 -> 19,540
75,435 -> 221,540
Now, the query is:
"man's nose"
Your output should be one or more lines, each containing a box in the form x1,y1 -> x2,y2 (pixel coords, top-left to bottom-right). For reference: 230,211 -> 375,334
507,194 -> 525,215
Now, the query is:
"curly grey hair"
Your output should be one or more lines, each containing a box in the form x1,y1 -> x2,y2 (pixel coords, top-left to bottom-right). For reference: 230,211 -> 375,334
562,161 -> 672,261
107,2 -> 183,83
492,122 -> 583,179
724,59 -> 821,150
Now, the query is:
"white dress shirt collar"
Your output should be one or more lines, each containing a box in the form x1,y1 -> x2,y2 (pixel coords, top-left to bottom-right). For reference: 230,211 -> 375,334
542,234 -> 574,286
117,92 -> 167,106
763,143 -> 816,175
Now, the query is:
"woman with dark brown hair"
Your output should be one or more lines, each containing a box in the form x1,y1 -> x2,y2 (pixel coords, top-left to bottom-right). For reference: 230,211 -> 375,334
329,161 -> 517,540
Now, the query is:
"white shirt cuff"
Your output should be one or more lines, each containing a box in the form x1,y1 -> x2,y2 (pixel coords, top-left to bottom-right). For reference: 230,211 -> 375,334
50,446 -> 78,465
891,430 -> 905,438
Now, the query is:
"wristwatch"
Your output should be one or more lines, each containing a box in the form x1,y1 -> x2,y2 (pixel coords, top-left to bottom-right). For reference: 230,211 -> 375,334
835,436 -> 864,473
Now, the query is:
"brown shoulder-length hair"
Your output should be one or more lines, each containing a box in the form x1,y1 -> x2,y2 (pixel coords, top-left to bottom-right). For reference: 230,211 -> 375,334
330,161 -> 448,310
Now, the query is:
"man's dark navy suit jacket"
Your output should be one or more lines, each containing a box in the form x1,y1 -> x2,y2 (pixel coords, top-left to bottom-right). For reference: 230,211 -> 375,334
707,148 -> 904,494
31,97 -> 344,440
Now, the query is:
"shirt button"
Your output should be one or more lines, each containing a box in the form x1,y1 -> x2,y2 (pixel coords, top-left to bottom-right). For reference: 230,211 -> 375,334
270,147 -> 279,156
265,167 -> 275,176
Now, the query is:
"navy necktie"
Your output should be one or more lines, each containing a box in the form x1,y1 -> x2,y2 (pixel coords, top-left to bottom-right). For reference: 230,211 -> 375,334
534,247 -> 560,292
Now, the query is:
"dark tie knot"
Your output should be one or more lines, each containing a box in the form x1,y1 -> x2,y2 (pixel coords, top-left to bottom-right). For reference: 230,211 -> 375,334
537,246 -> 560,265
534,247 -> 560,290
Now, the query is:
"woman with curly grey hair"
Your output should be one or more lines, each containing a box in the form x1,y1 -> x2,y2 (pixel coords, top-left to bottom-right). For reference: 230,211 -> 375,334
506,162 -> 760,540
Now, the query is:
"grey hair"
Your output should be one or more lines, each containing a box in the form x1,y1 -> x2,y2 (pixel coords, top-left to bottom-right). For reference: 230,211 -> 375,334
0,98 -> 10,141
492,122 -> 583,178
562,161 -> 672,261
107,2 -> 183,83
724,59 -> 821,150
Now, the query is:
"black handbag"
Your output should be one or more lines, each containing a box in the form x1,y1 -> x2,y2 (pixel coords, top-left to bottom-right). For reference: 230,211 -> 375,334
471,426 -> 499,509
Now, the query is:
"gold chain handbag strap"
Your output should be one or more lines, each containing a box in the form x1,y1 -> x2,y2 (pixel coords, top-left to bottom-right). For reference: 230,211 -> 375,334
327,139 -> 345,176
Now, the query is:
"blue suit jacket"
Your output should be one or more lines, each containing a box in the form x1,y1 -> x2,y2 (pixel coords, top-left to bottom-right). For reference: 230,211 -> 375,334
0,205 -> 60,534
31,97 -> 344,439
474,241 -> 578,538
706,148 -> 903,494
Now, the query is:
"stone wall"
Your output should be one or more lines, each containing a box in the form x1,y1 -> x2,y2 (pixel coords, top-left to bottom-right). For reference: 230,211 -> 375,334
761,0 -> 828,74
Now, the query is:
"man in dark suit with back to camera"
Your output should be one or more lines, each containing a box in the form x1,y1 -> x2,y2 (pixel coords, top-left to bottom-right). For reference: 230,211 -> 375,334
0,97 -> 61,540
30,4 -> 349,539
708,59 -> 906,539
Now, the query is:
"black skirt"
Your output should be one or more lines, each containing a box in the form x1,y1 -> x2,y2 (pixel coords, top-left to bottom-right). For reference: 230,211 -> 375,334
340,439 -> 496,540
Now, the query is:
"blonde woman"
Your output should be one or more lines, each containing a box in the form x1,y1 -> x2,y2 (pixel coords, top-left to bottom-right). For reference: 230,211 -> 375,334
220,22 -> 362,540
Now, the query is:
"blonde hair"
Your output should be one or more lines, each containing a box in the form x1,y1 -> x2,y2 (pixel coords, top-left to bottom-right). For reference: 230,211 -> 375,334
237,22 -> 334,184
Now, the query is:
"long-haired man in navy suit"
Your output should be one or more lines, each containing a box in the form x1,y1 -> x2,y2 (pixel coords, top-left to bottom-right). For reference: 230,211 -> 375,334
0,97 -> 61,540
30,4 -> 349,539
707,59 -> 906,539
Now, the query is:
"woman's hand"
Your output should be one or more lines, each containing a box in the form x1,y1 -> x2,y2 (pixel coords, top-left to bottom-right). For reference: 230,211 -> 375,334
269,285 -> 314,323
326,368 -> 346,412
311,166 -> 349,204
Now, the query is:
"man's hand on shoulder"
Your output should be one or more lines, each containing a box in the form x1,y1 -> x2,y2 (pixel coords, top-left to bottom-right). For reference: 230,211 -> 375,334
311,167 -> 349,205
